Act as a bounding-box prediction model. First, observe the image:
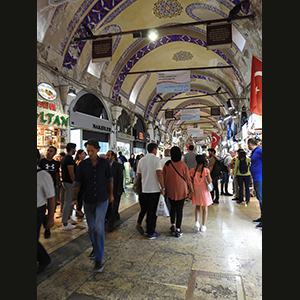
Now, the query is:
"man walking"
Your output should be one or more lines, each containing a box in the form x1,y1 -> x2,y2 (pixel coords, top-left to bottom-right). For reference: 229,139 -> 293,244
39,146 -> 60,238
61,142 -> 77,230
105,150 -> 124,232
208,148 -> 221,204
248,138 -> 262,229
37,149 -> 55,273
183,144 -> 197,170
137,143 -> 165,239
72,139 -> 114,272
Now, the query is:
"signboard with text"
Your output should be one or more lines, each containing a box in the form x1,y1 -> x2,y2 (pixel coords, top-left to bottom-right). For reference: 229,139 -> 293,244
157,70 -> 190,93
207,23 -> 232,50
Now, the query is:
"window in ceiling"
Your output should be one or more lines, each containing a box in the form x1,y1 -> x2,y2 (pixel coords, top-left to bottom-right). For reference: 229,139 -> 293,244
129,74 -> 149,104
232,26 -> 246,52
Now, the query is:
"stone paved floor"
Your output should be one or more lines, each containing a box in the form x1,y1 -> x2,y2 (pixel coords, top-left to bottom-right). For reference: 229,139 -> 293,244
37,182 -> 262,300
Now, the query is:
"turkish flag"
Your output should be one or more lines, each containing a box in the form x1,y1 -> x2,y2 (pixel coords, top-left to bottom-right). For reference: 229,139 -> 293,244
250,55 -> 262,115
211,132 -> 220,148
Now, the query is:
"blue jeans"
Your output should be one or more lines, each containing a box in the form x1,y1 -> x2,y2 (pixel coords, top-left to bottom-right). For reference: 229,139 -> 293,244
253,180 -> 262,219
84,200 -> 108,263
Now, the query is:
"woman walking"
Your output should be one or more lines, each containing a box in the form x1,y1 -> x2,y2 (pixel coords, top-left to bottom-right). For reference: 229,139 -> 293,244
163,146 -> 193,237
189,155 -> 213,232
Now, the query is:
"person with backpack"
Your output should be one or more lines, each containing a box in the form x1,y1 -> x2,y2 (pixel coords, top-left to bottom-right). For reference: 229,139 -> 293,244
208,148 -> 221,204
234,150 -> 251,204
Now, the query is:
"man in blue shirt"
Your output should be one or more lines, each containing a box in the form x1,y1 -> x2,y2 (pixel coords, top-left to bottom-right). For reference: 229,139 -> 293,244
72,139 -> 113,272
248,138 -> 262,229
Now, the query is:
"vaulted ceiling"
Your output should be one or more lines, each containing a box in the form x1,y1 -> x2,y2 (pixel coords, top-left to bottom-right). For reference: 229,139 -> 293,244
37,0 -> 262,140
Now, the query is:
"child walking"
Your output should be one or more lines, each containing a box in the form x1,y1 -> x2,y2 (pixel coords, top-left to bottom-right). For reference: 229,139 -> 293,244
189,155 -> 213,232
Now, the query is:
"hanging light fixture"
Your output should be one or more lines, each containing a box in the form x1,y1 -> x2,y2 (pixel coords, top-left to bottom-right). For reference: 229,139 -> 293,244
68,87 -> 76,97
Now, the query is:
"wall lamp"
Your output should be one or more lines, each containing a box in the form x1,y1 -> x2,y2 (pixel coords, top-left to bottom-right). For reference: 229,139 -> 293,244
68,87 -> 77,97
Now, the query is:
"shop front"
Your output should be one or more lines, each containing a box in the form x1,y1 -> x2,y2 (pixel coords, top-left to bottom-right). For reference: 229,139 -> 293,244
37,81 -> 69,155
69,90 -> 112,154
133,115 -> 148,155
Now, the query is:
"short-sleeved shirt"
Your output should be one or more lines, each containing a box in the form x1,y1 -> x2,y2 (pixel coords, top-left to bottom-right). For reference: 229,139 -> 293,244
37,166 -> 55,208
38,158 -> 60,186
250,146 -> 262,181
73,156 -> 113,204
137,153 -> 162,193
183,152 -> 197,170
61,154 -> 76,183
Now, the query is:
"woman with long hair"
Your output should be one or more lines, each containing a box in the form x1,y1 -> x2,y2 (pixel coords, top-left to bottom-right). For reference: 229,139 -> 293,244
163,146 -> 193,237
189,155 -> 213,232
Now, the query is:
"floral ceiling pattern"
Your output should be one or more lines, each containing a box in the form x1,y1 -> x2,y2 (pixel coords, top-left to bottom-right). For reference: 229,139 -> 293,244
153,0 -> 183,19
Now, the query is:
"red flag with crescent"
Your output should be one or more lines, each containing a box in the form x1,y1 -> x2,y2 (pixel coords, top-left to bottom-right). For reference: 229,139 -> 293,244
211,132 -> 220,148
250,55 -> 262,115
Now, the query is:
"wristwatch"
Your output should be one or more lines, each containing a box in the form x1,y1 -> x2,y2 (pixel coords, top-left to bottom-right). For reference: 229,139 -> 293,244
161,188 -> 165,190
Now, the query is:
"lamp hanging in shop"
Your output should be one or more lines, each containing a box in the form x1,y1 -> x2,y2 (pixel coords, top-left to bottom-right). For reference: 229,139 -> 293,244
68,87 -> 77,97
227,99 -> 234,110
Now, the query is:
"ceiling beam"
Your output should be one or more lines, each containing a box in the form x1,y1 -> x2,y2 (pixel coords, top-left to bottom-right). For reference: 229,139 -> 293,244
122,65 -> 233,75
73,14 -> 255,42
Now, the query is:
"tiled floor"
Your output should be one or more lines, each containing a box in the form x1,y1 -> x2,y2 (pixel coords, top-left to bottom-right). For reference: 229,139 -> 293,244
37,182 -> 262,300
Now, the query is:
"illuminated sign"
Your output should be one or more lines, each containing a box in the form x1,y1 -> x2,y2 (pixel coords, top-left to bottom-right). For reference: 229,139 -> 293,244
37,83 -> 57,101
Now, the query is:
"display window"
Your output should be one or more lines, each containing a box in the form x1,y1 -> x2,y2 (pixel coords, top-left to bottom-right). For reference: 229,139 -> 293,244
116,141 -> 131,159
37,125 -> 67,155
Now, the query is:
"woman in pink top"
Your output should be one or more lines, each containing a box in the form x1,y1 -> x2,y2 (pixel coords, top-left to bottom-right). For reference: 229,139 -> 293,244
163,147 -> 193,237
189,155 -> 213,232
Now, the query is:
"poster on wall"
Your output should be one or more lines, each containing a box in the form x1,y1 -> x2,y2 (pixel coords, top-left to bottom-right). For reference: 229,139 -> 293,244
156,70 -> 190,93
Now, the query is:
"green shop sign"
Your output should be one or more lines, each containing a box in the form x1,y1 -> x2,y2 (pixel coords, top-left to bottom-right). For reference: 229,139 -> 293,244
37,111 -> 69,127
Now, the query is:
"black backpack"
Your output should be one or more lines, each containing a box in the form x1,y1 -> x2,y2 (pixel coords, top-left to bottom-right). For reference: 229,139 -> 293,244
211,157 -> 221,177
239,158 -> 249,174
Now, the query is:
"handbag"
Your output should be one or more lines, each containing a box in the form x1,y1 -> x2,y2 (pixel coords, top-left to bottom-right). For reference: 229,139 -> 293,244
132,176 -> 142,194
205,177 -> 214,192
156,194 -> 170,217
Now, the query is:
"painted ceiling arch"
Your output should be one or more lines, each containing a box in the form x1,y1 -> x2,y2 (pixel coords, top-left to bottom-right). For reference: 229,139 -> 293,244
37,0 -> 262,140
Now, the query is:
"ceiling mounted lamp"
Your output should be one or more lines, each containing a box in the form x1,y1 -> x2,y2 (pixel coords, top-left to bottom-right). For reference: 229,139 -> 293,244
216,86 -> 222,93
148,29 -> 158,41
227,99 -> 234,110
68,87 -> 76,97
223,114 -> 232,122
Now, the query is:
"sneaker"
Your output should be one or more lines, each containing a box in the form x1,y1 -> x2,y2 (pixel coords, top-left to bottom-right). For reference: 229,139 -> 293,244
194,221 -> 200,232
44,228 -> 51,239
169,225 -> 176,233
94,260 -> 104,273
175,230 -> 183,238
200,225 -> 207,232
88,248 -> 96,260
62,223 -> 76,230
136,224 -> 144,235
253,217 -> 262,224
148,232 -> 161,240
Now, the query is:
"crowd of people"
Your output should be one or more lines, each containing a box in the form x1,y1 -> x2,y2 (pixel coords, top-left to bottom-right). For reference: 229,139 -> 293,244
37,138 -> 262,274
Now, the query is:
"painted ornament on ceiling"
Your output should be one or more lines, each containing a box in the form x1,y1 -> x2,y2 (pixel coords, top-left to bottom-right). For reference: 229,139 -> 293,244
172,51 -> 193,61
153,0 -> 183,19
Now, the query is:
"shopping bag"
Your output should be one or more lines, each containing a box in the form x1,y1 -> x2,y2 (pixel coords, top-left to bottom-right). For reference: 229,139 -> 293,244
156,194 -> 170,217
205,178 -> 214,192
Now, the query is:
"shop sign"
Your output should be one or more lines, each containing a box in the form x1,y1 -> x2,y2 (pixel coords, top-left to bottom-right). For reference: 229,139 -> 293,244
37,83 -> 57,101
37,100 -> 56,111
37,109 -> 69,127
92,124 -> 111,132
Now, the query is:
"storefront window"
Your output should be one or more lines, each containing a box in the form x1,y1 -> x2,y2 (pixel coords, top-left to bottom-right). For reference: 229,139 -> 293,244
37,125 -> 67,155
116,141 -> 130,160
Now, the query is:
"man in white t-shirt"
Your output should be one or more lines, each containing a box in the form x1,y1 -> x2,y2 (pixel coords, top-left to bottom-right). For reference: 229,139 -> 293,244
37,149 -> 55,274
137,143 -> 165,239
